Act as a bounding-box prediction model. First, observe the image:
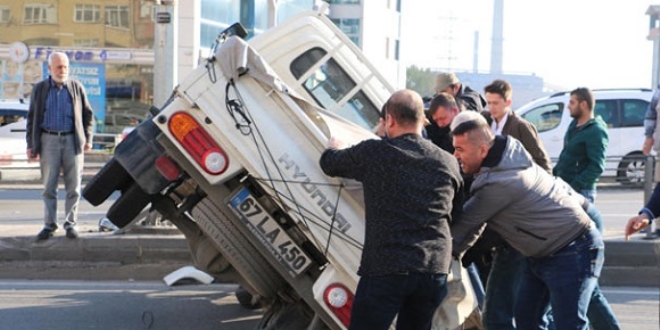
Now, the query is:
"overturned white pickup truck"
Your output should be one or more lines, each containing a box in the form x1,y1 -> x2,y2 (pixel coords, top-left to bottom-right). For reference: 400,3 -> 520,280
83,10 -> 478,330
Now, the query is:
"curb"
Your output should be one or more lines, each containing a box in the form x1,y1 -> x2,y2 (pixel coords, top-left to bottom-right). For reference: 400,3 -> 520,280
0,232 -> 194,281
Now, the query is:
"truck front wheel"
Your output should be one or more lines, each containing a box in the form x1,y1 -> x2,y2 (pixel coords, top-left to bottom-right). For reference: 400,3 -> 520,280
83,157 -> 132,206
106,182 -> 152,228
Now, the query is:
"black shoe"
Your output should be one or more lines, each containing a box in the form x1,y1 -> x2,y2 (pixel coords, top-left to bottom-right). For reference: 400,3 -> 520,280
65,227 -> 79,239
37,226 -> 57,240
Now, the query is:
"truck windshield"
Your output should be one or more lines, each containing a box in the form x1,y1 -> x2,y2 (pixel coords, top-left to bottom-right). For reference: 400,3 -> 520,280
290,48 -> 380,130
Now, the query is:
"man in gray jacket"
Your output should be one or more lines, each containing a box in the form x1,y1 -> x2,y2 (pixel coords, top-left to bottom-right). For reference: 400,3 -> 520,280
450,111 -> 604,330
26,52 -> 94,240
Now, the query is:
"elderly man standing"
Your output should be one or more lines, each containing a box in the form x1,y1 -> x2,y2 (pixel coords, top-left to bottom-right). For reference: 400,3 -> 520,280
450,111 -> 604,330
26,52 -> 94,240
320,89 -> 464,330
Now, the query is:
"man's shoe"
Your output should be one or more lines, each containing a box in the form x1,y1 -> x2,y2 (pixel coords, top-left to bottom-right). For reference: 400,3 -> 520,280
65,227 -> 79,239
37,226 -> 57,240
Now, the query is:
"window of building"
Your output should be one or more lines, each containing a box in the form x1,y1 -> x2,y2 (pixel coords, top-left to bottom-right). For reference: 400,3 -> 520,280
394,39 -> 400,60
73,38 -> 100,47
24,3 -> 57,24
329,0 -> 361,4
106,5 -> 129,29
74,4 -> 100,23
331,18 -> 360,47
277,0 -> 313,24
0,6 -> 10,24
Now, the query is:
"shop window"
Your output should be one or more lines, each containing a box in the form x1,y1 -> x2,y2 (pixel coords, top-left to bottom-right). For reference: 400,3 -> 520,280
106,5 -> 129,29
74,4 -> 100,23
24,3 -> 57,24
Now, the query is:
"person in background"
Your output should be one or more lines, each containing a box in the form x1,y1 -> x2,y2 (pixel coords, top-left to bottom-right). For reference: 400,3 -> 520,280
427,92 -> 486,314
319,89 -> 464,330
473,79 -> 552,330
26,52 -> 94,240
426,92 -> 461,153
450,111 -> 605,330
625,183 -> 660,240
553,87 -> 608,203
433,71 -> 487,112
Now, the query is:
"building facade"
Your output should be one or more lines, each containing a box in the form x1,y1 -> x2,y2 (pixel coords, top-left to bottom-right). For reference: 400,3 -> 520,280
0,0 -> 402,133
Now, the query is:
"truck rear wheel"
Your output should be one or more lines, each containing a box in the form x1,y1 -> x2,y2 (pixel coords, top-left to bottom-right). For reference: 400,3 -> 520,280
192,198 -> 286,299
83,158 -> 132,206
106,182 -> 152,228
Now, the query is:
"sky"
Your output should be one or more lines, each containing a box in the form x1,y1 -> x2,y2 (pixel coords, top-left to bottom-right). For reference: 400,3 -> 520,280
401,0 -> 656,90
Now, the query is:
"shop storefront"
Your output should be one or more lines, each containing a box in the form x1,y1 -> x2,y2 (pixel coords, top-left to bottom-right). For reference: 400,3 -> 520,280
0,43 -> 154,134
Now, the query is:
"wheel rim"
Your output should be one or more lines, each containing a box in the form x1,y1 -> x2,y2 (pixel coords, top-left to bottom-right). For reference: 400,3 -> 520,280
625,159 -> 645,183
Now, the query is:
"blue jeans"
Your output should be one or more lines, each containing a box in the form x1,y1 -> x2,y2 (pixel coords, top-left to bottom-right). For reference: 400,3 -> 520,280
482,245 -> 526,330
466,263 -> 485,310
515,228 -> 604,330
40,133 -> 83,229
583,204 -> 621,330
349,272 -> 448,330
581,189 -> 596,204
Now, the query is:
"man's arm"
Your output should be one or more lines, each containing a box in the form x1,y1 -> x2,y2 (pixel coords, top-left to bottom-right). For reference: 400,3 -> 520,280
78,82 -> 94,151
451,183 -> 512,257
517,120 -> 552,174
319,139 -> 369,181
25,82 -> 39,158
643,88 -> 660,154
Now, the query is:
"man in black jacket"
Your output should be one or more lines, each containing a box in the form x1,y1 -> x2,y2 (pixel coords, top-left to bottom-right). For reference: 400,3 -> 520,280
434,72 -> 487,112
320,89 -> 464,330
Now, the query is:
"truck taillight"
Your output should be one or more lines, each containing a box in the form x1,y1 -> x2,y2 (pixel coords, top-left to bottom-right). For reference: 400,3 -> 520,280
323,283 -> 354,327
155,155 -> 181,181
168,112 -> 229,175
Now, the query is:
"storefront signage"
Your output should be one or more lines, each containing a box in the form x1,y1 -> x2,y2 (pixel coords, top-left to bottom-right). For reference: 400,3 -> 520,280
9,42 -> 30,63
33,47 -> 132,62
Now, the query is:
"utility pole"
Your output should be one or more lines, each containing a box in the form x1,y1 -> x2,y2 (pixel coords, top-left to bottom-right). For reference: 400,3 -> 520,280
153,0 -> 178,108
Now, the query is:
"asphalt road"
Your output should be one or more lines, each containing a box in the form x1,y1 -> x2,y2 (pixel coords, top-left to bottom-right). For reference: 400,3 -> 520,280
0,280 -> 656,330
0,280 -> 261,330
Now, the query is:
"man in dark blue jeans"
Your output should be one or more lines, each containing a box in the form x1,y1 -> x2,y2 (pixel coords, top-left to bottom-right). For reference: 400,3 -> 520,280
320,90 -> 464,330
450,111 -> 604,330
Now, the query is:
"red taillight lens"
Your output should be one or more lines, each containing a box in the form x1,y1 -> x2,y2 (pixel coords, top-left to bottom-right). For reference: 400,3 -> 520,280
168,112 -> 229,175
155,155 -> 181,181
323,283 -> 354,327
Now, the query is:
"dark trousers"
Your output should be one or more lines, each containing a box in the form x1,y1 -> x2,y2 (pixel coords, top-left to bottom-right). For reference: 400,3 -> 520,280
349,272 -> 448,330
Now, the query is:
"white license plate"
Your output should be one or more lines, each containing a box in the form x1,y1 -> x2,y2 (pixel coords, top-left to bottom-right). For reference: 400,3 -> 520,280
228,188 -> 312,276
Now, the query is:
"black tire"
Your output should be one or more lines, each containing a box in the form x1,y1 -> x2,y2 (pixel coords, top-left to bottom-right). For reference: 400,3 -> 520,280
617,153 -> 646,186
83,158 -> 132,206
255,302 -> 313,330
106,182 -> 152,228
236,286 -> 262,310
192,198 -> 286,298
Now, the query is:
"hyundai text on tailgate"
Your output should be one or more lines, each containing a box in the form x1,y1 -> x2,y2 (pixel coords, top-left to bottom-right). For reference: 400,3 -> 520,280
83,10 -> 479,330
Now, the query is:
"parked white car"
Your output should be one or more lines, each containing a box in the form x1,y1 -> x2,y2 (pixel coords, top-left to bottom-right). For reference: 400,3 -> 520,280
515,88 -> 652,185
0,99 -> 29,139
0,99 -> 31,169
